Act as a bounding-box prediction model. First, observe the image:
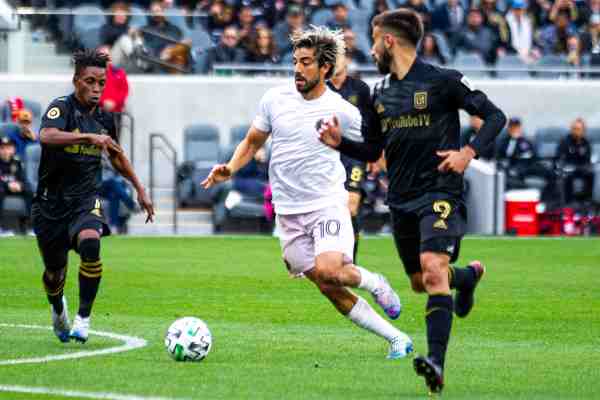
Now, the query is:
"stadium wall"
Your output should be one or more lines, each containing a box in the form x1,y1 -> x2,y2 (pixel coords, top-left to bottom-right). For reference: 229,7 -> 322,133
1,75 -> 600,186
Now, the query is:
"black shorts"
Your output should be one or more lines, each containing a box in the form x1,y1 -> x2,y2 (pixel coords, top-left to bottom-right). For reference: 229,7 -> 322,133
342,156 -> 366,194
390,194 -> 467,276
32,196 -> 110,271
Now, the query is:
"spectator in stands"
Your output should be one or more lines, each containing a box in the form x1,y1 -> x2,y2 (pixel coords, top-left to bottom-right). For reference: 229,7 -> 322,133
461,116 -> 495,160
326,2 -> 352,30
556,117 -> 595,203
480,0 -> 513,57
548,0 -> 579,25
579,0 -> 600,27
404,0 -> 432,31
454,8 -> 499,63
368,0 -> 390,44
246,26 -> 280,64
100,157 -> 138,234
97,46 -> 130,120
497,117 -> 556,196
273,4 -> 305,58
141,0 -> 183,56
566,34 -> 583,69
536,10 -> 577,55
529,0 -> 553,28
99,2 -> 131,48
0,136 -> 31,235
4,109 -> 37,159
580,14 -> 600,54
161,42 -> 193,73
431,0 -> 465,39
418,32 -> 448,65
236,4 -> 257,51
207,0 -> 235,34
233,145 -> 268,198
343,28 -> 369,64
207,25 -> 247,68
506,0 -> 539,63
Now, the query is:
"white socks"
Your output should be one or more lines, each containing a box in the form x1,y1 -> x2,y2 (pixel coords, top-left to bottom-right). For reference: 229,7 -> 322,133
356,266 -> 380,293
347,297 -> 401,342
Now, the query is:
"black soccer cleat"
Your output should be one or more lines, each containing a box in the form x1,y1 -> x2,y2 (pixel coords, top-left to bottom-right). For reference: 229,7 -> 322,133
414,355 -> 444,394
454,261 -> 486,318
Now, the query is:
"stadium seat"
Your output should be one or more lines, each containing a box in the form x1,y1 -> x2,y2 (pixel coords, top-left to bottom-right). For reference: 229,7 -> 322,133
183,124 -> 220,164
534,127 -> 565,159
128,5 -> 147,28
24,144 -> 41,193
166,8 -> 191,37
73,5 -> 105,38
189,27 -> 213,51
310,9 -> 333,26
79,26 -> 102,51
230,124 -> 249,146
534,55 -> 570,79
496,54 -> 530,79
1,195 -> 28,233
452,52 -> 488,78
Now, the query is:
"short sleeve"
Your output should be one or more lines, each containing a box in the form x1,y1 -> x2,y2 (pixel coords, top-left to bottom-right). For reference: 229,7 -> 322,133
40,98 -> 69,130
339,103 -> 363,143
252,89 -> 273,133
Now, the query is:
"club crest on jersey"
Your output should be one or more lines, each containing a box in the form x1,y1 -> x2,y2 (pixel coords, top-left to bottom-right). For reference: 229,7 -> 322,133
348,95 -> 358,106
47,107 -> 61,119
376,103 -> 385,114
414,91 -> 428,110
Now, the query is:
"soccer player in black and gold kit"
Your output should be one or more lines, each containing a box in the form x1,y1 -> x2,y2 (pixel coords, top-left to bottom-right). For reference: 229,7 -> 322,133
326,54 -> 371,262
33,49 -> 154,343
319,10 -> 506,393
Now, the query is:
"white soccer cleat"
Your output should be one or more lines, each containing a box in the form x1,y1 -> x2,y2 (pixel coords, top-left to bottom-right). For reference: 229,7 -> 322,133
70,314 -> 90,343
387,332 -> 414,360
51,296 -> 70,343
372,274 -> 402,320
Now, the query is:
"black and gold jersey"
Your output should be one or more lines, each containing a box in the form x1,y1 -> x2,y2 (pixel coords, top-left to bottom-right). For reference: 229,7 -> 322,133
36,93 -> 117,218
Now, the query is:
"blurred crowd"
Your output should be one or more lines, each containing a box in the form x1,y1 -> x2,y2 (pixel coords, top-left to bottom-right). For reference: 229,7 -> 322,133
3,0 -> 600,74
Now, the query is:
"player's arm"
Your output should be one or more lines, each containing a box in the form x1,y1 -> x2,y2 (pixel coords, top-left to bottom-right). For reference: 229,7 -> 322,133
39,102 -> 121,153
201,125 -> 269,189
319,102 -> 384,162
108,150 -> 155,223
438,75 -> 507,173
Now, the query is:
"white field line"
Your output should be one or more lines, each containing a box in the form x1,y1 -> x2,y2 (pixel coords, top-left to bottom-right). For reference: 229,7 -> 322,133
0,324 -> 146,365
0,385 -> 186,400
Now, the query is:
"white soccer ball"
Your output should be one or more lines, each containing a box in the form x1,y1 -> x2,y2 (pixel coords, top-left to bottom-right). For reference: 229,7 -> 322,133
164,317 -> 212,362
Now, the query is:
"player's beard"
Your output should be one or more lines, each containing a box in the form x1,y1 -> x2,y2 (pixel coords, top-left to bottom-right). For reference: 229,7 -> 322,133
375,48 -> 392,75
295,74 -> 320,94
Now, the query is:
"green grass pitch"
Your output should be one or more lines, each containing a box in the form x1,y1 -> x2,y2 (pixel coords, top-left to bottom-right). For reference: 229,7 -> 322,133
0,236 -> 599,399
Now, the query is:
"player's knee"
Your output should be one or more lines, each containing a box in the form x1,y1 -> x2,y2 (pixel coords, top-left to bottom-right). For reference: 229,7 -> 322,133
316,281 -> 337,298
314,266 -> 343,286
420,253 -> 447,288
78,237 -> 100,262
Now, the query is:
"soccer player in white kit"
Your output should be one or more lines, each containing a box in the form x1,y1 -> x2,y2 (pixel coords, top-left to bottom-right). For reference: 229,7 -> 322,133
202,26 -> 412,359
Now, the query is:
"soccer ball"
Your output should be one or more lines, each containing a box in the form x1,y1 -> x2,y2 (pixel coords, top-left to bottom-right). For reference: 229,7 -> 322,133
164,317 -> 212,362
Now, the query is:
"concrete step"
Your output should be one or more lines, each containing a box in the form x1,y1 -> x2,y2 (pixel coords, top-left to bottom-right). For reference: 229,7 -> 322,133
127,209 -> 213,236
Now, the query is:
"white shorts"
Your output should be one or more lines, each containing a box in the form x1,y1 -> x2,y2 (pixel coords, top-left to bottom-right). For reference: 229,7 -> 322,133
276,203 -> 354,276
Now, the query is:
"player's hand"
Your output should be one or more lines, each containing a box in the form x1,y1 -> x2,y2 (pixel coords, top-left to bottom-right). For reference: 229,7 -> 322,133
437,147 -> 476,174
201,164 -> 232,189
89,134 -> 122,155
137,189 -> 155,223
317,115 -> 342,148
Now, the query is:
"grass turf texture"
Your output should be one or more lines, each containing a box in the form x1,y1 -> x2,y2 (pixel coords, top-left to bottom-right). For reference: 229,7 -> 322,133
0,236 -> 598,400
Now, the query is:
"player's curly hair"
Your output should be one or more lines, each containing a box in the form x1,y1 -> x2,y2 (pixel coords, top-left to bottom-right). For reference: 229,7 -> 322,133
72,49 -> 109,77
371,8 -> 424,48
291,25 -> 345,80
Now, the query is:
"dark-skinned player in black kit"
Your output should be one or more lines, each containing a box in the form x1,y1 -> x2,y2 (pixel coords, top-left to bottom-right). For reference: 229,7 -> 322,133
318,9 -> 506,394
33,49 -> 155,344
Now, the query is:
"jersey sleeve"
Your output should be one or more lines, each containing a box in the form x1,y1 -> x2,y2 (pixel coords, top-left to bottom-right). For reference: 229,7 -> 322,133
40,98 -> 69,131
252,89 -> 273,133
339,102 -> 363,143
447,71 -> 506,156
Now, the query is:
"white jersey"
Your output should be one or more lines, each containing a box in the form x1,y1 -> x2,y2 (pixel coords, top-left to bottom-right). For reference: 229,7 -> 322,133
252,84 -> 362,215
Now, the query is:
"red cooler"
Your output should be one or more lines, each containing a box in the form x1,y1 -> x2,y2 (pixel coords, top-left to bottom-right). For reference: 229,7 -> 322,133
505,189 -> 540,236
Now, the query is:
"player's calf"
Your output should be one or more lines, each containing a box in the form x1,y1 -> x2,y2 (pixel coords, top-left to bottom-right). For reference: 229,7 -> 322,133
453,261 -> 485,318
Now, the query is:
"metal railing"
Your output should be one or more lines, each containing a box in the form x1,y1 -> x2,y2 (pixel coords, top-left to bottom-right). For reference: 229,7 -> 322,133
149,132 -> 178,234
116,111 -> 135,167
